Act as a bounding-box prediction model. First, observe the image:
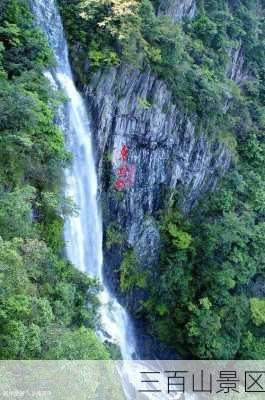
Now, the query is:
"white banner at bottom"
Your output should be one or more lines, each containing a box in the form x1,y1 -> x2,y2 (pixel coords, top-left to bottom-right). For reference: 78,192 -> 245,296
0,360 -> 264,399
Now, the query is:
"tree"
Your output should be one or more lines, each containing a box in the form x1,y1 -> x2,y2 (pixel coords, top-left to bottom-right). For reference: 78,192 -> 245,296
250,298 -> 265,327
45,327 -> 110,359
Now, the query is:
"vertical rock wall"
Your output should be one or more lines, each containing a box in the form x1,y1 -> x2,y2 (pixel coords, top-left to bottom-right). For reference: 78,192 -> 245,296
85,64 -> 231,272
156,0 -> 196,22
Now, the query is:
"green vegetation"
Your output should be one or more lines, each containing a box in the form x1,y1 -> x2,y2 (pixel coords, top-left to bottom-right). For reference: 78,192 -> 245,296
1,0 -> 265,362
0,0 -> 109,359
140,83 -> 265,358
250,299 -> 265,327
137,96 -> 152,110
106,222 -> 124,249
0,237 -> 103,359
141,161 -> 265,359
58,0 -> 263,133
119,250 -> 147,293
97,0 -> 265,359
139,32 -> 265,357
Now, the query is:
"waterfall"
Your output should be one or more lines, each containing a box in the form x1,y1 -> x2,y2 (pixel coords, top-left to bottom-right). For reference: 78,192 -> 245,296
29,3 -> 198,400
31,0 -> 136,361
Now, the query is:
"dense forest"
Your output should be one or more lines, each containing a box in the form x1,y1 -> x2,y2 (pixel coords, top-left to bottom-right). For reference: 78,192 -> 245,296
0,0 -> 110,359
142,0 -> 265,360
58,0 -> 265,359
1,0 -> 265,361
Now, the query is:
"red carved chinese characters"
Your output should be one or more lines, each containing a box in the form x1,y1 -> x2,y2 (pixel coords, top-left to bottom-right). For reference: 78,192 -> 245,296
114,145 -> 136,190
120,144 -> 129,161
115,179 -> 126,190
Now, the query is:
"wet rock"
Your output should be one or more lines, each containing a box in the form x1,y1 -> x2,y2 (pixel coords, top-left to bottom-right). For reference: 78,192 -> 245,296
156,0 -> 196,22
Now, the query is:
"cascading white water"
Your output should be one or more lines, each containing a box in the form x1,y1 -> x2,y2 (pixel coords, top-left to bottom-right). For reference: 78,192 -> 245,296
31,0 -> 136,361
30,3 -> 197,399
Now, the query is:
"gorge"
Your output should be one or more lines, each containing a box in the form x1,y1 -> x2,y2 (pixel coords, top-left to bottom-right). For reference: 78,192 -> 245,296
0,0 -> 265,371
31,0 -> 138,361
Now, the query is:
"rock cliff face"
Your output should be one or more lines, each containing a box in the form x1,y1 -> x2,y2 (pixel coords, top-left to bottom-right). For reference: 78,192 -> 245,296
224,40 -> 249,112
78,0 -> 249,356
227,41 -> 246,85
77,2 -> 253,332
85,64 -> 231,279
156,0 -> 196,22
